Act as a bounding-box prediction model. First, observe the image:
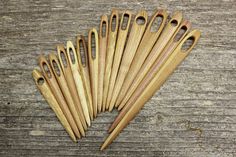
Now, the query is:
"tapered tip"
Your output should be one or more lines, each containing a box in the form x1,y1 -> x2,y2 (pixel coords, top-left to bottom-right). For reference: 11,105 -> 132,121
100,143 -> 107,151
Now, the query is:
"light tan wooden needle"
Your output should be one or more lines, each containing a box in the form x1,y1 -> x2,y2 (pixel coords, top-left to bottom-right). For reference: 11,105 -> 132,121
115,9 -> 168,107
88,28 -> 99,117
38,55 -> 81,139
66,41 -> 91,126
32,69 -> 77,141
109,10 -> 148,109
107,10 -> 132,111
98,15 -> 108,113
48,53 -> 86,136
118,11 -> 183,110
76,35 -> 94,120
109,20 -> 192,133
101,30 -> 201,150
103,9 -> 119,110
57,45 -> 88,130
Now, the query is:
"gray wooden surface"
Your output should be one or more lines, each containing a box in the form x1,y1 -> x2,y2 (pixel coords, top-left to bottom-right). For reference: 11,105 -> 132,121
0,0 -> 236,156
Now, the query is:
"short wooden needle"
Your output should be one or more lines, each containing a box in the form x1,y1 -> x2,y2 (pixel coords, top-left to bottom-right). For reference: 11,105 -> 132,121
101,30 -> 201,150
109,20 -> 192,133
103,9 -> 119,110
32,69 -> 77,142
38,55 -> 81,139
115,9 -> 168,107
76,35 -> 94,120
118,11 -> 183,110
98,15 -> 108,113
88,28 -> 99,117
107,10 -> 132,111
66,41 -> 91,126
109,10 -> 148,108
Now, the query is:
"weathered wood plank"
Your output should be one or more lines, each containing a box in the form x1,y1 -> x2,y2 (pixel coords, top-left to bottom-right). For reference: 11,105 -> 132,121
0,0 -> 235,156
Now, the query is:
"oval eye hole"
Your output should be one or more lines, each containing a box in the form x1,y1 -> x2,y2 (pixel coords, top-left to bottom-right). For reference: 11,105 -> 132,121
69,47 -> 75,64
121,13 -> 130,30
60,51 -> 67,67
150,15 -> 163,32
181,36 -> 195,52
170,19 -> 178,27
91,32 -> 96,59
42,62 -> 51,78
52,60 -> 61,76
102,21 -> 107,37
174,25 -> 187,42
111,15 -> 117,32
37,77 -> 44,86
79,39 -> 86,66
136,16 -> 146,25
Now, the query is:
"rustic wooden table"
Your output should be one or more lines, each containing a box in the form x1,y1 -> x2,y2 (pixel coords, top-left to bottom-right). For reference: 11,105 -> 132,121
0,0 -> 235,156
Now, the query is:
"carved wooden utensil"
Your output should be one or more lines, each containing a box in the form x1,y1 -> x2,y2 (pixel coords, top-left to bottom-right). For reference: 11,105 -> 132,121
103,9 -> 119,110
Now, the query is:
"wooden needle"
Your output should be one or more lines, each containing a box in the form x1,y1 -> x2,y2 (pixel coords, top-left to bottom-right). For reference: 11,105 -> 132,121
101,30 -> 201,150
109,10 -> 148,108
66,41 -> 91,126
115,9 -> 168,107
98,15 -> 108,113
48,53 -> 86,136
57,45 -> 88,130
103,9 -> 119,110
88,28 -> 99,117
107,10 -> 132,111
32,69 -> 77,142
76,35 -> 94,120
109,20 -> 192,133
38,55 -> 81,139
117,11 -> 183,110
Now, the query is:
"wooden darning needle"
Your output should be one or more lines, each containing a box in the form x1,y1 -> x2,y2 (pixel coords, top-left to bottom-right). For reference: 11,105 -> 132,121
57,45 -> 88,130
115,9 -> 168,107
88,28 -> 99,117
32,69 -> 77,142
107,10 -> 132,111
98,15 -> 108,113
109,20 -> 192,133
103,9 -> 119,110
109,10 -> 148,109
118,11 -> 183,110
38,55 -> 81,139
101,30 -> 201,150
66,41 -> 91,126
76,35 -> 94,120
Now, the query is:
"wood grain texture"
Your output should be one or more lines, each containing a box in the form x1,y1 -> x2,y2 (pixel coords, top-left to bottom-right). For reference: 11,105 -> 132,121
0,0 -> 235,157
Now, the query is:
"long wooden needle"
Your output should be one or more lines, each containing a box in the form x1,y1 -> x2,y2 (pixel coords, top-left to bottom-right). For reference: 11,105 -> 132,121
76,35 -> 94,120
48,53 -> 86,136
32,69 -> 77,142
118,11 -> 183,110
101,30 -> 201,150
66,41 -> 91,126
115,9 -> 168,107
88,28 -> 99,117
57,45 -> 88,130
109,20 -> 192,133
109,10 -> 148,108
98,15 -> 108,113
38,55 -> 81,139
107,10 -> 132,111
103,9 -> 119,110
